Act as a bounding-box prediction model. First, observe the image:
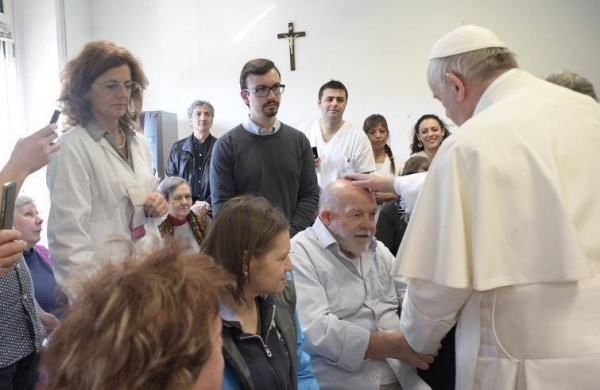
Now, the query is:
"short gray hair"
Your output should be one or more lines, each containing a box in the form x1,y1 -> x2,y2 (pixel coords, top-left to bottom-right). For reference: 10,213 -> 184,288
428,47 -> 518,88
15,195 -> 34,210
157,177 -> 189,200
187,100 -> 215,119
318,179 -> 373,213
545,70 -> 598,101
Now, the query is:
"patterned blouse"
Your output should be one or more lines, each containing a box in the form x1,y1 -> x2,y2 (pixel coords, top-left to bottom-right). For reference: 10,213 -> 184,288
0,257 -> 45,368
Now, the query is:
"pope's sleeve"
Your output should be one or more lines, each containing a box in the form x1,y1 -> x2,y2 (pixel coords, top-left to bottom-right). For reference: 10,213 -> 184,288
290,247 -> 370,372
46,137 -> 95,296
401,278 -> 472,353
393,172 -> 427,214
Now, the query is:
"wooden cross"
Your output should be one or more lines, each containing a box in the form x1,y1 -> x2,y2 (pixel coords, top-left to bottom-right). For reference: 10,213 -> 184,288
277,22 -> 306,71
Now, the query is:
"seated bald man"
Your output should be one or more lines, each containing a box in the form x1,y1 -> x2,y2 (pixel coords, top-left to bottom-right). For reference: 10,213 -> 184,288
290,179 -> 433,390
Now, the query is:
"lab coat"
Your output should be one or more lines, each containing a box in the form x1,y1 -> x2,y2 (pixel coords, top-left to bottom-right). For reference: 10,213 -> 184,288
47,122 -> 160,296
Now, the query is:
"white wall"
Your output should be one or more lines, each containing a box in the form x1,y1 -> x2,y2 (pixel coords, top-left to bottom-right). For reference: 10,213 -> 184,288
11,0 -> 600,244
11,0 -> 65,245
54,0 -> 600,162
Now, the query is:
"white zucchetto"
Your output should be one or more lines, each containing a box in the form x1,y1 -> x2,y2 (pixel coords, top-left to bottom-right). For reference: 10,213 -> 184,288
429,25 -> 507,60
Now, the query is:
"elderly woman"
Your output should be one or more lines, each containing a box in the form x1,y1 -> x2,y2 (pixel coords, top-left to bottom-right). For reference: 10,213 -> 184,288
13,196 -> 67,316
202,196 -> 319,390
46,41 -> 167,297
40,244 -> 234,390
157,176 -> 210,252
410,114 -> 451,160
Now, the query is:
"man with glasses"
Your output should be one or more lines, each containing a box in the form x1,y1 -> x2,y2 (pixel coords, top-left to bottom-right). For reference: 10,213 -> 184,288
298,80 -> 376,190
210,58 -> 319,236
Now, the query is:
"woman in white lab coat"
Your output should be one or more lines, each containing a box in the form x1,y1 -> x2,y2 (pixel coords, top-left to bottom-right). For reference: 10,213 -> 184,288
46,41 -> 167,297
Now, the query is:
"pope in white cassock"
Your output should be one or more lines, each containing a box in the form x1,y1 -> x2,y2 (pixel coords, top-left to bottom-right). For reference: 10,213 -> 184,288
349,25 -> 600,389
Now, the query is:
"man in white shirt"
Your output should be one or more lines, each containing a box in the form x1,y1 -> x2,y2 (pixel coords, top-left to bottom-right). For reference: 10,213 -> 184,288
347,25 -> 600,389
298,80 -> 376,189
291,179 -> 433,390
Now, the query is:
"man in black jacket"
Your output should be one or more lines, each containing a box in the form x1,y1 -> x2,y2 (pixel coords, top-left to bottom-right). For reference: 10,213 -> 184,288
166,100 -> 216,216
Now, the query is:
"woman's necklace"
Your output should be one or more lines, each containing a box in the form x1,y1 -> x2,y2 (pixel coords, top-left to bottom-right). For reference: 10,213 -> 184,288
118,127 -> 127,149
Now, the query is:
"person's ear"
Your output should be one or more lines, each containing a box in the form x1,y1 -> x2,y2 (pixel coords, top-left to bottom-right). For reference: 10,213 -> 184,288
320,210 -> 332,226
445,72 -> 467,102
241,90 -> 250,106
242,250 -> 252,277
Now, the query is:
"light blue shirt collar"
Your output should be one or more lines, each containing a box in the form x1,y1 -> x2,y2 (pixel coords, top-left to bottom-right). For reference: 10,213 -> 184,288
243,115 -> 282,135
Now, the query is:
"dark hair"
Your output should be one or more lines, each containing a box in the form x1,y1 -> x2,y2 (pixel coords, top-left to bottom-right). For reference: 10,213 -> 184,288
410,114 -> 451,154
363,114 -> 395,175
318,80 -> 348,101
402,156 -> 430,176
58,40 -> 148,130
239,59 -> 281,90
187,100 -> 215,119
202,195 -> 289,305
40,243 -> 234,390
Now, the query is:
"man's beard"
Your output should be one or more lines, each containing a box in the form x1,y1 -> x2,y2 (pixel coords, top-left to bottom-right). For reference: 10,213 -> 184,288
262,101 -> 279,117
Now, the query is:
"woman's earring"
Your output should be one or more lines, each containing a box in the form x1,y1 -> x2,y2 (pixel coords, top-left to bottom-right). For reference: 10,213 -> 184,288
243,270 -> 248,278
418,142 -> 423,148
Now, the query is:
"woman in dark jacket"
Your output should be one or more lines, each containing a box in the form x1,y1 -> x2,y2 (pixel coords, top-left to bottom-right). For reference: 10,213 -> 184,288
202,195 -> 319,390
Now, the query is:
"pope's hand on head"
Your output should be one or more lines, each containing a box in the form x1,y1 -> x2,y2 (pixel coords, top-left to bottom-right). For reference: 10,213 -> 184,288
344,173 -> 396,193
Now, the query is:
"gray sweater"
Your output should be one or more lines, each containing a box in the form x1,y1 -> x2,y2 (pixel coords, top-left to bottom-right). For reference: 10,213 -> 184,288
210,123 -> 319,236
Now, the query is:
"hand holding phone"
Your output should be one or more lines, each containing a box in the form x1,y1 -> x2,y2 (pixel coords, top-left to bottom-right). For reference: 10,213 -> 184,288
0,229 -> 26,276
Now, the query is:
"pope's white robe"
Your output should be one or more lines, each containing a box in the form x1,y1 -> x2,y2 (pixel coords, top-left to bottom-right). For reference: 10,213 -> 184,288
396,69 -> 600,389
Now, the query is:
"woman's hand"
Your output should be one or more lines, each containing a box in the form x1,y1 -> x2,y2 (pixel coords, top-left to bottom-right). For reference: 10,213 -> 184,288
0,124 -> 60,187
0,230 -> 26,276
144,192 -> 168,219
35,299 -> 60,336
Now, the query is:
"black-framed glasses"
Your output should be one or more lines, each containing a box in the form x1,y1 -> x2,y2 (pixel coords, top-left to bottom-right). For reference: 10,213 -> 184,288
94,81 -> 141,94
244,84 -> 285,97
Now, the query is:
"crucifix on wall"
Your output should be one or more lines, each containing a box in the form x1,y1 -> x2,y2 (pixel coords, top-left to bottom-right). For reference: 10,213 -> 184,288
277,22 -> 306,71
